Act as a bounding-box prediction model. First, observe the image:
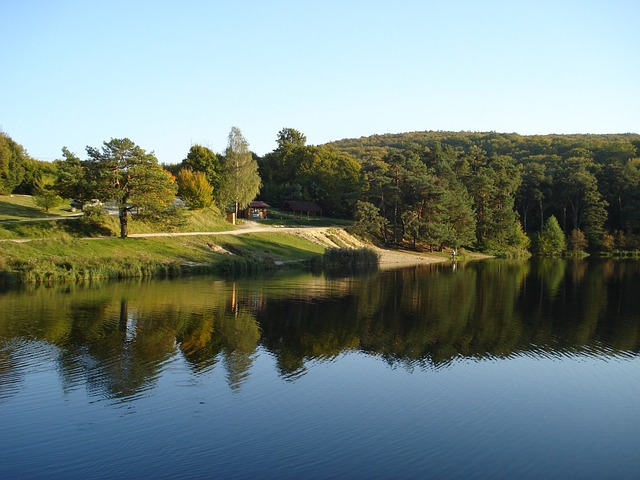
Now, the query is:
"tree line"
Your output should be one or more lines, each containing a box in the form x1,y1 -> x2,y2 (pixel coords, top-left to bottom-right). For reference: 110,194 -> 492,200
2,128 -> 640,254
328,131 -> 640,254
1,128 -> 262,238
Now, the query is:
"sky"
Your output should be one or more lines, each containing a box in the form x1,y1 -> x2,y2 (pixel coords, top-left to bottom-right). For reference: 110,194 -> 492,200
2,0 -> 639,164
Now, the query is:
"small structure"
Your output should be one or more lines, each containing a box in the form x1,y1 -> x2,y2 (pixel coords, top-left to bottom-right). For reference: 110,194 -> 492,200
244,200 -> 270,219
282,200 -> 323,218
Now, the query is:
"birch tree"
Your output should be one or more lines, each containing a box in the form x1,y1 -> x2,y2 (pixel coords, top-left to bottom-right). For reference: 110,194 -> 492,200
219,127 -> 261,218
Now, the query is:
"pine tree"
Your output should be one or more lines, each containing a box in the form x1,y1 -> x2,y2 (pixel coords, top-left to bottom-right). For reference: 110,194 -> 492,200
535,215 -> 566,256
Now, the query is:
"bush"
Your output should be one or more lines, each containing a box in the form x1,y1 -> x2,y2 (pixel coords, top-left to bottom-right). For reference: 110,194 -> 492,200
599,232 -> 615,252
533,216 -> 566,256
33,189 -> 64,213
176,168 -> 214,209
568,228 -> 588,253
77,204 -> 112,236
310,247 -> 380,274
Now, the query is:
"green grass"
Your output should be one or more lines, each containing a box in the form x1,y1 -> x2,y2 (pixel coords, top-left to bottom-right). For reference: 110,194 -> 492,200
0,220 -> 72,239
100,206 -> 234,235
0,196 -> 236,240
0,232 -> 327,284
0,196 -> 346,284
0,194 -> 78,220
215,232 -> 325,260
0,196 -> 349,236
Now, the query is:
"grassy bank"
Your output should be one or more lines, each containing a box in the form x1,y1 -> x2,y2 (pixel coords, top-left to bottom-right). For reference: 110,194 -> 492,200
0,232 -> 326,285
0,196 -> 349,239
0,194 -> 77,220
0,195 -> 237,238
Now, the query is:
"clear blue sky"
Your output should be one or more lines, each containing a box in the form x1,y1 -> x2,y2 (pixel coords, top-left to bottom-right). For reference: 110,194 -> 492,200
2,0 -> 639,164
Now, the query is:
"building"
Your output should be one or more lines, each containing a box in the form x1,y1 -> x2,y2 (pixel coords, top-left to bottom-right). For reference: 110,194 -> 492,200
282,200 -> 323,218
244,200 -> 270,219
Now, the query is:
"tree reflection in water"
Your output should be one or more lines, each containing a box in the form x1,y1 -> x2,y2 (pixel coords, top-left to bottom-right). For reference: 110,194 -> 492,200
1,258 -> 639,400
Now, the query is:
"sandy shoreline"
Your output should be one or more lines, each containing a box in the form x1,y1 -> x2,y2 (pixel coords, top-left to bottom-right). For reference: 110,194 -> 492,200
375,247 -> 448,268
278,225 -> 450,268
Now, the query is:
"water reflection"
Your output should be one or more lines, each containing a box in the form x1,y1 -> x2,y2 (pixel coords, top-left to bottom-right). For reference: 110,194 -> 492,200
1,259 -> 639,401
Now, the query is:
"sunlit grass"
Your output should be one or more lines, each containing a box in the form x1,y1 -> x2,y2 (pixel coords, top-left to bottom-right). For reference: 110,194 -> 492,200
0,196 -> 341,283
215,232 -> 325,259
0,194 -> 77,220
0,233 -> 327,284
0,196 -> 236,239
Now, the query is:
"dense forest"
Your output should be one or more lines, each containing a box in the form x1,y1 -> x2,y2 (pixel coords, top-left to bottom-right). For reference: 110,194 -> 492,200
259,129 -> 640,255
3,128 -> 640,255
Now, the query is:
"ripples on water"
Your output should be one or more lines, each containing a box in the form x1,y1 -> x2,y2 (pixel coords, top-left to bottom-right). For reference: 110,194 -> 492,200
1,260 -> 639,478
0,339 -> 60,400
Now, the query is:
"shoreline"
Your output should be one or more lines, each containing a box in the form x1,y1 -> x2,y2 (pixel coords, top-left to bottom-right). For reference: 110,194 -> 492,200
376,248 -> 448,268
0,225 -> 481,285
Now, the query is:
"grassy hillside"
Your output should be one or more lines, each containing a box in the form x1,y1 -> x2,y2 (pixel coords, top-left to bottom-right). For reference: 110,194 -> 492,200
0,195 -> 341,284
0,232 -> 326,284
0,195 -> 352,239
0,195 -> 234,239
0,194 -> 78,220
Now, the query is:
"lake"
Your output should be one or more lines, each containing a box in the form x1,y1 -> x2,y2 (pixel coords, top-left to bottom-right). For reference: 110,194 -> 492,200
1,258 -> 639,479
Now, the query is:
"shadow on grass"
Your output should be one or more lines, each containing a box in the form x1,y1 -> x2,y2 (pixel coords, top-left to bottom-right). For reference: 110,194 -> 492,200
257,208 -> 352,228
0,200 -> 62,219
0,217 -> 113,238
217,234 -> 322,261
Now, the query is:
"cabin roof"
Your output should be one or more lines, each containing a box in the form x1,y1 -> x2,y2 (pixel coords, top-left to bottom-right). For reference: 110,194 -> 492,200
248,200 -> 270,208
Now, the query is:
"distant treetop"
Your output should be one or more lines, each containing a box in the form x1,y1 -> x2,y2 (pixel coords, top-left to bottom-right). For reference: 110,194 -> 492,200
325,131 -> 640,164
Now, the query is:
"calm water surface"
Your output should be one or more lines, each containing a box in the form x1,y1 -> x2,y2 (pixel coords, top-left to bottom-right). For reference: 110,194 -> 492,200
1,259 -> 639,479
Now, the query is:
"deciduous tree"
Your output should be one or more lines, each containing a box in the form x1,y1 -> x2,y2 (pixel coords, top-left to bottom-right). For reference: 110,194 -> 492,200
218,127 -> 261,218
556,157 -> 608,244
176,168 -> 214,209
0,131 -> 27,195
568,228 -> 588,253
352,200 -> 388,243
260,128 -> 361,216
54,147 -> 90,202
33,178 -> 64,213
276,127 -> 307,147
181,145 -> 222,194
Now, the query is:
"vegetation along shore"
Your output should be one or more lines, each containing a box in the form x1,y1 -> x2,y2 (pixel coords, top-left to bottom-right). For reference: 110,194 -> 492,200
0,201 -> 450,284
2,127 -> 640,284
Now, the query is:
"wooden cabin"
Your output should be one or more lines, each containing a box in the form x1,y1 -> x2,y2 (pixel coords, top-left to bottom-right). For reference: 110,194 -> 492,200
244,200 -> 270,219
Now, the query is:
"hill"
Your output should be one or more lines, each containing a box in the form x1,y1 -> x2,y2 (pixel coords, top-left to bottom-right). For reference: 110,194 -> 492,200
325,131 -> 640,164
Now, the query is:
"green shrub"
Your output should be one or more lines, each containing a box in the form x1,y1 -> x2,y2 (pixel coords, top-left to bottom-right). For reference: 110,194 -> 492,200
533,216 -> 566,256
310,247 -> 379,274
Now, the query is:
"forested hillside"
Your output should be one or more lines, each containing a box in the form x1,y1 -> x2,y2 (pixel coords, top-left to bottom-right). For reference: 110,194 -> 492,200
327,131 -> 640,165
4,127 -> 640,256
321,131 -> 640,254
